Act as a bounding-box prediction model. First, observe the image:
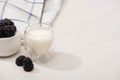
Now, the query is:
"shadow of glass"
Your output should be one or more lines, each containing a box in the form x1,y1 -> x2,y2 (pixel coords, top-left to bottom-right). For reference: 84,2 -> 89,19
40,51 -> 82,71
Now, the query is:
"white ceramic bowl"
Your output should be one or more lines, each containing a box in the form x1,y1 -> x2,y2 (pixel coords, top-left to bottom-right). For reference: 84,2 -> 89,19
0,32 -> 21,57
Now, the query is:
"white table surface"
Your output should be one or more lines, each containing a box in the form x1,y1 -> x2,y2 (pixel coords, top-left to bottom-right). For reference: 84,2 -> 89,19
0,0 -> 120,80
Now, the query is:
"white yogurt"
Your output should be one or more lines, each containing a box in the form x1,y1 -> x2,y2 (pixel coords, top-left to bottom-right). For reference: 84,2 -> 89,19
25,26 -> 54,57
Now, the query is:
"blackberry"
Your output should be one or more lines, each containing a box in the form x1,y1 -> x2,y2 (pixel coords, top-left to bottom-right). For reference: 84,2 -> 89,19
16,55 -> 26,66
0,18 -> 16,38
23,57 -> 34,72
2,25 -> 17,37
1,18 -> 14,26
0,29 -> 4,38
0,21 -> 6,27
23,57 -> 33,65
16,56 -> 34,72
23,63 -> 34,72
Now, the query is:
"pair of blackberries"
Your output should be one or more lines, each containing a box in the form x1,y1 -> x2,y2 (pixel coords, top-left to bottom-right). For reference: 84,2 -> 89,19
0,18 -> 16,38
16,55 -> 34,72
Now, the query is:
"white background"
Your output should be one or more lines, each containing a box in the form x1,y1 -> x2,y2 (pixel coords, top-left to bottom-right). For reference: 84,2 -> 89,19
0,0 -> 120,80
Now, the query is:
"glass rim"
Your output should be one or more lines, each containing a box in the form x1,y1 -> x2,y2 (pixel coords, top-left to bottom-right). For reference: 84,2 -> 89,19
25,23 -> 54,36
26,23 -> 53,30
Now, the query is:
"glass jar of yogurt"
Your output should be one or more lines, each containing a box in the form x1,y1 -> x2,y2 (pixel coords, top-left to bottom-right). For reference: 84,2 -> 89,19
24,23 -> 54,62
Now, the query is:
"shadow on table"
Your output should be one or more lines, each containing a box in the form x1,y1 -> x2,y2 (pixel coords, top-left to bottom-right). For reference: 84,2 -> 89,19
0,48 -> 82,71
40,51 -> 82,71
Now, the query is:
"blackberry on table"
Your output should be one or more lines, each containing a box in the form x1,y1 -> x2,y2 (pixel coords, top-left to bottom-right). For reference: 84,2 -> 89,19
23,57 -> 34,72
15,56 -> 34,72
23,63 -> 34,72
16,55 -> 26,66
23,57 -> 33,66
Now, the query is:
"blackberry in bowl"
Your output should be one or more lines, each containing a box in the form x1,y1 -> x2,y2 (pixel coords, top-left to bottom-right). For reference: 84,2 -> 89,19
0,18 -> 16,38
0,18 -> 21,57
